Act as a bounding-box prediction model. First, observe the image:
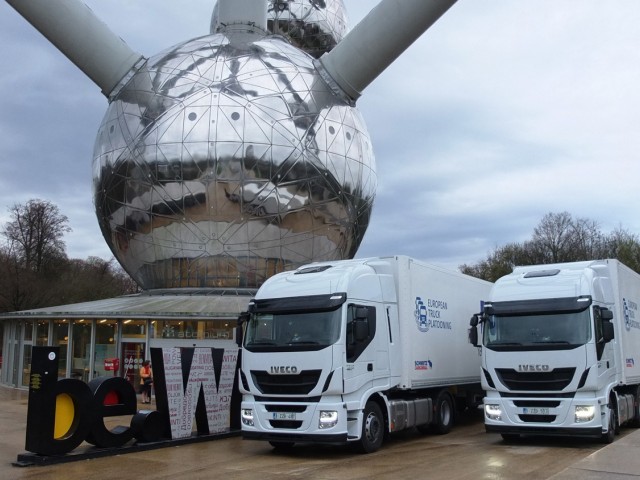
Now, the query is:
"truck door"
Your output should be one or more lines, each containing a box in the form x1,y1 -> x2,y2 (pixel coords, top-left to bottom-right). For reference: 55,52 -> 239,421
343,304 -> 377,394
595,306 -> 617,388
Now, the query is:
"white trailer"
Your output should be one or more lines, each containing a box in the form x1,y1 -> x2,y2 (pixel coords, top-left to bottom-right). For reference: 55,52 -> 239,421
469,259 -> 640,443
239,255 -> 492,452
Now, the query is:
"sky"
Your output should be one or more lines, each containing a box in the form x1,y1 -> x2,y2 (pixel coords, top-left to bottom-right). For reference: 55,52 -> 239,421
1,0 -> 639,272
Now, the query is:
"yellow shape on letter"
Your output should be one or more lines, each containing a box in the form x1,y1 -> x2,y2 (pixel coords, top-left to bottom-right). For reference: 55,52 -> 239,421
54,393 -> 75,439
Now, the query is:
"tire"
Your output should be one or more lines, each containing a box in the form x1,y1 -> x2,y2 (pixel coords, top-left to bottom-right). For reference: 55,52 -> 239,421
501,433 -> 521,442
431,391 -> 454,435
416,423 -> 430,434
269,441 -> 295,450
630,387 -> 640,428
601,402 -> 617,444
355,401 -> 384,454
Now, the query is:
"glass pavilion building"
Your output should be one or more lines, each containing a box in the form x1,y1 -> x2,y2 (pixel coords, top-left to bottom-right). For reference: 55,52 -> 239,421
0,289 -> 252,389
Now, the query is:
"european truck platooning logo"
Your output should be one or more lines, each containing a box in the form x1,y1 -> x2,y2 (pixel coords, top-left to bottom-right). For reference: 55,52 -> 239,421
415,297 -> 452,332
623,298 -> 640,331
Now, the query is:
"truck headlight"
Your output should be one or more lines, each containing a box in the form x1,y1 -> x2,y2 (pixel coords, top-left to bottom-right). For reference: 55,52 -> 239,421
241,408 -> 254,426
485,404 -> 502,421
575,405 -> 595,423
318,410 -> 338,429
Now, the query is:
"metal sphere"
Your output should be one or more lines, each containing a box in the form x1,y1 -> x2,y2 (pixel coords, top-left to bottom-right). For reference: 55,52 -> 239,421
93,31 -> 376,290
211,0 -> 348,57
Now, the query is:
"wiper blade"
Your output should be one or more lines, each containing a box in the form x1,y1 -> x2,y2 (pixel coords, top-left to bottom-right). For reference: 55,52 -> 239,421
488,342 -> 522,346
287,340 -> 319,345
247,341 -> 276,346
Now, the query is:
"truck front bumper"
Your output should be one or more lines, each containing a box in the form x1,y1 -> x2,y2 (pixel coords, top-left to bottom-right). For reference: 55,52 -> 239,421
240,398 -> 351,445
485,424 -> 602,437
483,394 -> 606,438
242,430 -> 348,444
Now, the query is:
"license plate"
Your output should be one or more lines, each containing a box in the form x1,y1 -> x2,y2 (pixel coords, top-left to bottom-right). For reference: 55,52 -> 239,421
521,407 -> 550,415
272,412 -> 296,420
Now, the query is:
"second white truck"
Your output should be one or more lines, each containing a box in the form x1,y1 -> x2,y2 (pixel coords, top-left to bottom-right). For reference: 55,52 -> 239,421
238,255 -> 492,452
469,259 -> 640,443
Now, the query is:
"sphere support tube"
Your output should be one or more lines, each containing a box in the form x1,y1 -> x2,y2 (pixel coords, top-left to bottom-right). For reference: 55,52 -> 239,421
5,0 -> 143,97
317,0 -> 458,101
215,0 -> 268,34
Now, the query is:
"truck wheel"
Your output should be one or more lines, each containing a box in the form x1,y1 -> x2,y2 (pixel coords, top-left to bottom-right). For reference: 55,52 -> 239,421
631,387 -> 640,428
269,441 -> 295,450
601,403 -> 617,444
430,391 -> 454,435
501,433 -> 521,443
355,402 -> 384,453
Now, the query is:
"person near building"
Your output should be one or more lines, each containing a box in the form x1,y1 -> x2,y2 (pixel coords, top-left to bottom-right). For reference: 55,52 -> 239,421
139,360 -> 153,404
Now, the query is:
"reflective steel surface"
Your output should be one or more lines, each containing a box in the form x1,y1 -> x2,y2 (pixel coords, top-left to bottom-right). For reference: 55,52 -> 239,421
93,28 -> 375,290
211,0 -> 348,58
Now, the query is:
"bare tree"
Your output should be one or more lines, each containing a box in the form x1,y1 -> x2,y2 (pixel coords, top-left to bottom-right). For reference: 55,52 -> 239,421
461,212 -> 640,281
2,199 -> 71,273
571,216 -> 607,260
530,212 -> 576,263
0,199 -> 141,312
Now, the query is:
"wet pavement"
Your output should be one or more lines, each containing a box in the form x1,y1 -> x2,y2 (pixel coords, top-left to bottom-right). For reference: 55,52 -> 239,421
1,384 -> 639,479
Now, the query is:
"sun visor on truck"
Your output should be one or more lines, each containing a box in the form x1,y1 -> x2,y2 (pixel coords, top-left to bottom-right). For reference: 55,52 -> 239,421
484,295 -> 592,316
249,292 -> 347,313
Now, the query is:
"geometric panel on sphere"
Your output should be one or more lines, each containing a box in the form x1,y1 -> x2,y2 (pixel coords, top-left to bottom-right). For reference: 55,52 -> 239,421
211,0 -> 348,58
93,31 -> 376,290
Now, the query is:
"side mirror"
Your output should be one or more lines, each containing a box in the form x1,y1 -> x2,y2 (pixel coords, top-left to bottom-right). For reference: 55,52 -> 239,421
237,311 -> 250,326
601,309 -> 613,321
470,315 -> 479,327
355,306 -> 369,320
468,326 -> 479,347
602,320 -> 614,343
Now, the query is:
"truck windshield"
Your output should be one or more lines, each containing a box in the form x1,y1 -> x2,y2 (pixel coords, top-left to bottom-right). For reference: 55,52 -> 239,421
244,309 -> 342,351
483,309 -> 592,351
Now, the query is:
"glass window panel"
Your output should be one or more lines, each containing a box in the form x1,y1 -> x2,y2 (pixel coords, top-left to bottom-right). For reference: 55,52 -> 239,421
122,342 -> 146,389
36,320 -> 49,346
152,319 -> 235,340
52,320 -> 69,379
23,321 -> 34,341
94,320 -> 118,377
122,319 -> 146,338
72,320 -> 92,382
22,344 -> 32,387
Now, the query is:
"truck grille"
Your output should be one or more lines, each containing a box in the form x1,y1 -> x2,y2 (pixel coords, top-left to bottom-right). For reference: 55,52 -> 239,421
251,369 -> 321,395
264,404 -> 307,429
513,400 -> 560,408
519,415 -> 556,423
495,368 -> 575,391
269,420 -> 303,429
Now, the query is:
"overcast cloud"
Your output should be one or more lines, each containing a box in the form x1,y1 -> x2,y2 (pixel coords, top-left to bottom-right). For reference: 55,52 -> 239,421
1,0 -> 639,272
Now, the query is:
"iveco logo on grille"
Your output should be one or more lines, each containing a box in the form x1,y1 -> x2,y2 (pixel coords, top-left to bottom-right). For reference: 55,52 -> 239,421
518,364 -> 550,372
270,366 -> 298,374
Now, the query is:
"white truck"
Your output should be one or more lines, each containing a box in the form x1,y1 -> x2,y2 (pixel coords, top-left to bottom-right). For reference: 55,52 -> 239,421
469,259 -> 640,443
238,255 -> 492,452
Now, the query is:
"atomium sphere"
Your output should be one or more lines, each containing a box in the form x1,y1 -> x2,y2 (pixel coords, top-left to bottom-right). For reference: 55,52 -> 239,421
92,30 -> 376,290
210,0 -> 348,58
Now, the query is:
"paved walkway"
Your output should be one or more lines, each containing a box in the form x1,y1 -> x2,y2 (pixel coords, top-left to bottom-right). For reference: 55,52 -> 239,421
1,385 -> 639,479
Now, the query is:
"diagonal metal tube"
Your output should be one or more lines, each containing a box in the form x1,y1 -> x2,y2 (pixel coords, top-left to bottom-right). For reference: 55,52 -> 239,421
5,0 -> 143,97
317,0 -> 459,102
